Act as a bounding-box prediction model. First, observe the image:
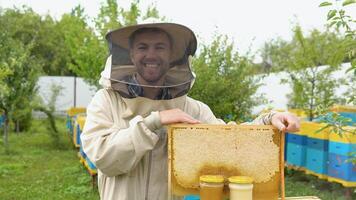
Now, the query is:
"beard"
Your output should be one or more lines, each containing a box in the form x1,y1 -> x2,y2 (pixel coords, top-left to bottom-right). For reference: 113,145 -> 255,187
135,59 -> 170,85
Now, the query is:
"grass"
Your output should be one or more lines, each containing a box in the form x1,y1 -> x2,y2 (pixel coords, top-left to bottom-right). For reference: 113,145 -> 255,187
0,118 -> 99,200
0,118 -> 355,200
285,169 -> 355,199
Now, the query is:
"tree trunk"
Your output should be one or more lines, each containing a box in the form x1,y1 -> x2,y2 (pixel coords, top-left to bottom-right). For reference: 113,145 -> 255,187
3,113 -> 9,154
308,72 -> 316,121
16,120 -> 20,134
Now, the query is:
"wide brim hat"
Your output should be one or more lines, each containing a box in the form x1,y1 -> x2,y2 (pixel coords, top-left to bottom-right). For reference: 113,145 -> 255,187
105,22 -> 197,66
103,21 -> 197,99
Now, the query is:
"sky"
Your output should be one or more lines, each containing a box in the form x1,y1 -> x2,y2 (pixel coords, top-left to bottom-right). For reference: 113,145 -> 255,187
1,0 -> 355,60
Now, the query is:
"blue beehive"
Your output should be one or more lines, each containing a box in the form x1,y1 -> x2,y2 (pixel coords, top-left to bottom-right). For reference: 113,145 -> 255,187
79,134 -> 87,161
307,137 -> 328,151
85,156 -> 97,176
66,115 -> 73,134
329,141 -> 356,156
74,123 -> 81,147
286,132 -> 307,145
306,148 -> 328,175
286,143 -> 307,167
338,112 -> 356,125
328,153 -> 356,181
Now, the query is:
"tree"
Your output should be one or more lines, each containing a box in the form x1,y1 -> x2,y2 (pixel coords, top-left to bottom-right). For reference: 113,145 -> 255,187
0,6 -> 78,76
0,7 -> 44,153
317,0 -> 356,138
0,36 -> 42,153
95,0 -> 163,39
34,14 -> 74,76
189,35 -> 265,122
261,26 -> 347,121
58,5 -> 107,88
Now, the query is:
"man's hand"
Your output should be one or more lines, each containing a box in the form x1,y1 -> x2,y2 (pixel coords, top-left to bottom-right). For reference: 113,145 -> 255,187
271,112 -> 300,132
159,109 -> 200,125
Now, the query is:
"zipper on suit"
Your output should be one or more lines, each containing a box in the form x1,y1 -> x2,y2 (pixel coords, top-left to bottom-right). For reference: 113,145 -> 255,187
145,151 -> 153,200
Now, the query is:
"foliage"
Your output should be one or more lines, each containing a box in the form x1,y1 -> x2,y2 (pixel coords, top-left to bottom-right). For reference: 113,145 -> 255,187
261,25 -> 347,121
341,75 -> 356,105
0,7 -> 74,76
0,66 -> 11,103
319,0 -> 356,75
95,0 -> 164,38
58,5 -> 107,88
317,1 -> 356,158
315,112 -> 355,135
261,27 -> 348,72
189,35 -> 265,122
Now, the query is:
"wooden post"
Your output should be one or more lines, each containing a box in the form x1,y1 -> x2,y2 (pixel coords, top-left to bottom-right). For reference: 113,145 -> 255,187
280,131 -> 285,200
73,76 -> 77,108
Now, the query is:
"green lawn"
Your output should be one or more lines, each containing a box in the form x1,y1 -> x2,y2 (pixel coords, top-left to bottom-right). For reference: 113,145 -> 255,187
285,169 -> 355,199
0,119 -> 354,200
0,119 -> 99,200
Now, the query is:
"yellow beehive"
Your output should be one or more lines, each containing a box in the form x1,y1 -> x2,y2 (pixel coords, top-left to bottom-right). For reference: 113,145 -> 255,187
327,176 -> 356,187
168,124 -> 285,200
66,107 -> 86,117
77,115 -> 86,131
329,126 -> 356,143
299,121 -> 329,140
288,109 -> 308,118
330,105 -> 356,113
72,114 -> 86,148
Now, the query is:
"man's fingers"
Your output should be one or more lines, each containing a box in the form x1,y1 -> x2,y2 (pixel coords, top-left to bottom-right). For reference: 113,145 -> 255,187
285,120 -> 300,132
160,109 -> 200,125
271,112 -> 301,132
274,120 -> 286,132
183,116 -> 200,124
181,114 -> 200,124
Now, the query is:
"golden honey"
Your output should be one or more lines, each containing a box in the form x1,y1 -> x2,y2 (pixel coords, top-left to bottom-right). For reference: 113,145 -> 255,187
199,175 -> 224,200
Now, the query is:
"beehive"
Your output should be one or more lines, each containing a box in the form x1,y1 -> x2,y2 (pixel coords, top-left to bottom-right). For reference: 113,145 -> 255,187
168,124 -> 285,200
66,107 -> 86,117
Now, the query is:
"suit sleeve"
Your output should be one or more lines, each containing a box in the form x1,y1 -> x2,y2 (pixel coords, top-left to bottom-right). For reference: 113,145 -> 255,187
80,90 -> 162,177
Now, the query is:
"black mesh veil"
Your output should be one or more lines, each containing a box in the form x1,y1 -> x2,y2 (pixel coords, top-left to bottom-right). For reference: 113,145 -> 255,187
105,23 -> 197,100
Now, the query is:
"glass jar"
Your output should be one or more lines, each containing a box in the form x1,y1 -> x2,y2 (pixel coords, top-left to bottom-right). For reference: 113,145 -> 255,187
199,175 -> 224,200
228,176 -> 253,200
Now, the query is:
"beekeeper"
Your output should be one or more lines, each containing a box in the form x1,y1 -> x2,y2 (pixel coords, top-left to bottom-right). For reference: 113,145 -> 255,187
81,21 -> 300,200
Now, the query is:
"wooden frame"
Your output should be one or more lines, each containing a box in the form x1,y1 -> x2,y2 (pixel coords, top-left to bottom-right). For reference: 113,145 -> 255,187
168,124 -> 285,200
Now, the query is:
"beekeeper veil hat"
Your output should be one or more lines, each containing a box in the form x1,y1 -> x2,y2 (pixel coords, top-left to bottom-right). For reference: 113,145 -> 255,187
104,20 -> 197,100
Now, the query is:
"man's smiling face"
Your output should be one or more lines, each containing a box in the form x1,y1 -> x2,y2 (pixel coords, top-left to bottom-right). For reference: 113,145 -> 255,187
130,30 -> 172,86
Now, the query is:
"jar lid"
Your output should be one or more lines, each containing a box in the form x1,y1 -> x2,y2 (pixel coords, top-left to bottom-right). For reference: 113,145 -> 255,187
199,175 -> 224,183
228,176 -> 253,184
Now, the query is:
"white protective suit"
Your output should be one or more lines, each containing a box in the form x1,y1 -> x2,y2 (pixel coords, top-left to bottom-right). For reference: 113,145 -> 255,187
81,23 -> 276,200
